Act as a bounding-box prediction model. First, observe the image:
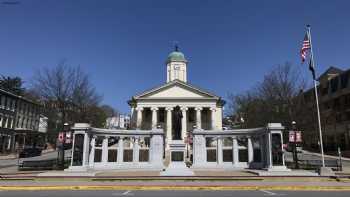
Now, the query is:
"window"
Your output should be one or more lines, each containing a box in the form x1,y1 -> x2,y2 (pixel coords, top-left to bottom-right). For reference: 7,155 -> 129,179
237,137 -> 248,162
206,137 -> 217,162
1,96 -> 5,108
222,137 -> 233,162
6,97 -> 11,110
340,72 -> 349,89
139,136 -> 150,162
123,137 -> 133,162
330,77 -> 339,93
11,99 -> 16,111
0,114 -> 3,128
108,137 -> 118,162
94,136 -> 103,162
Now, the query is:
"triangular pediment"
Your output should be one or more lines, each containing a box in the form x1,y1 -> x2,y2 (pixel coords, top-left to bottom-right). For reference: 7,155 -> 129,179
134,80 -> 219,99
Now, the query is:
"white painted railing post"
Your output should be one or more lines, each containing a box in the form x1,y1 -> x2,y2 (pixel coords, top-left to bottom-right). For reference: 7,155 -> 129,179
248,136 -> 254,163
133,137 -> 140,163
102,136 -> 109,163
117,137 -> 124,163
89,136 -> 96,167
232,136 -> 239,166
150,131 -> 164,168
217,137 -> 223,165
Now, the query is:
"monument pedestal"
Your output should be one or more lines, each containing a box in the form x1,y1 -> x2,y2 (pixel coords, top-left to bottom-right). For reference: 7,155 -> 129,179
161,140 -> 194,176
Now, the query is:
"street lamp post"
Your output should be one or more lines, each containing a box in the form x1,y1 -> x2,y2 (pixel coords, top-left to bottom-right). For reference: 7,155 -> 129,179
292,121 -> 299,169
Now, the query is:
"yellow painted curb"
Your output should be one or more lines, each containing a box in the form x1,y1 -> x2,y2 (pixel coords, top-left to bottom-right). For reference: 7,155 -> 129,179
1,185 -> 350,191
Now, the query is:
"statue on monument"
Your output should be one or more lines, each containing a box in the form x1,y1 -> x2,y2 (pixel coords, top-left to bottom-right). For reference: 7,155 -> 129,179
173,106 -> 183,140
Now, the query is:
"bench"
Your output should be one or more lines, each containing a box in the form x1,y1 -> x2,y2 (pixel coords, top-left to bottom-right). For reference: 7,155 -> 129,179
301,159 -> 340,170
18,159 -> 57,170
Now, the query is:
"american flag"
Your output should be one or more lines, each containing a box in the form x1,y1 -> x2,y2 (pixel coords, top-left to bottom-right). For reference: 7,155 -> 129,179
301,33 -> 311,62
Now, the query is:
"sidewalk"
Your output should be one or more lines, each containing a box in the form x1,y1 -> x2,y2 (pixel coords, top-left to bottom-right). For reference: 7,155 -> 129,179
303,150 -> 350,161
0,179 -> 350,191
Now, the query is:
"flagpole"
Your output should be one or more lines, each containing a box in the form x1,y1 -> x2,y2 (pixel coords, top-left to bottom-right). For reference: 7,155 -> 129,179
307,24 -> 325,167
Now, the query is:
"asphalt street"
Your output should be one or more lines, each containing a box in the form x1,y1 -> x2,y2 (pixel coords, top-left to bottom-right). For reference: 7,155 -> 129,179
0,190 -> 349,197
0,150 -> 71,168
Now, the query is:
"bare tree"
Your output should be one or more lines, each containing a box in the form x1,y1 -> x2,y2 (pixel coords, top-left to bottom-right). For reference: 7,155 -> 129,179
100,104 -> 119,117
31,61 -> 103,131
227,63 -> 308,129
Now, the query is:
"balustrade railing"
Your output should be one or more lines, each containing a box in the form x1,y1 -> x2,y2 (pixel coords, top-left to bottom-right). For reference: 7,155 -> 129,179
68,123 -> 164,171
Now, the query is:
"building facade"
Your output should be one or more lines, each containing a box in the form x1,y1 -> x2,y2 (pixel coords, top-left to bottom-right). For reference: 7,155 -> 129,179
105,115 -> 131,129
128,48 -> 224,159
302,67 -> 350,151
0,88 -> 42,154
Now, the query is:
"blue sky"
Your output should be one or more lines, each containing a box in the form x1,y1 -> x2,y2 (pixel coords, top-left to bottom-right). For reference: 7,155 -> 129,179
1,0 -> 350,113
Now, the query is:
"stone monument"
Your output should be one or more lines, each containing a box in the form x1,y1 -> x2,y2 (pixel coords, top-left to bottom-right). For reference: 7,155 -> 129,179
161,140 -> 194,176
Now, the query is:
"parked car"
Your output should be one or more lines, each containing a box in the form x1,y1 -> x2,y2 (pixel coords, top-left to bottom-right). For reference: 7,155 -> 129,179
19,147 -> 42,158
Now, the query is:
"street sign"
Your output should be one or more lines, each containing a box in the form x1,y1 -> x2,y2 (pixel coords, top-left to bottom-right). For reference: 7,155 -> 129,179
296,131 -> 302,142
289,131 -> 302,143
289,131 -> 295,142
65,132 -> 72,144
58,132 -> 65,143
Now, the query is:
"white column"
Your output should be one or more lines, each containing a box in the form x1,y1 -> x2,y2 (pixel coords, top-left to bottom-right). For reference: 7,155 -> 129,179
82,133 -> 90,167
247,136 -> 254,163
117,137 -> 124,163
130,106 -> 135,128
133,137 -> 140,163
4,116 -> 8,128
102,136 -> 109,163
233,137 -> 239,165
136,107 -> 143,129
89,136 -> 96,167
181,107 -> 188,141
210,108 -> 216,130
217,137 -> 223,165
267,133 -> 273,168
70,133 -> 76,167
195,107 -> 202,129
151,107 -> 158,129
166,107 -> 173,142
7,136 -> 11,150
280,133 -> 285,166
10,118 -> 14,129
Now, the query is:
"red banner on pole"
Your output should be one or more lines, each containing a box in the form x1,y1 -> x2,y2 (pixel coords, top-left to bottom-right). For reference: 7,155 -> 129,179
58,132 -> 65,143
289,131 -> 302,143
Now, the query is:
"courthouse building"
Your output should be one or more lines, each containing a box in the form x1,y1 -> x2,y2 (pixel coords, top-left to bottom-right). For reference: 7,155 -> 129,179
128,47 -> 224,157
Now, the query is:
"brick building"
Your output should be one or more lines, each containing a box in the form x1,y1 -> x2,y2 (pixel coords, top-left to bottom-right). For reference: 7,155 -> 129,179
302,67 -> 350,151
0,88 -> 42,154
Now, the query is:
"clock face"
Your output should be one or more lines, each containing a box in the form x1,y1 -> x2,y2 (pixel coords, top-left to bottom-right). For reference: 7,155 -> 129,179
174,64 -> 181,70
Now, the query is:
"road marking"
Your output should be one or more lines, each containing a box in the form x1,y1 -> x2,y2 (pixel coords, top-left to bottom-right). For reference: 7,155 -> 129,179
260,190 -> 285,196
112,190 -> 134,196
122,190 -> 132,195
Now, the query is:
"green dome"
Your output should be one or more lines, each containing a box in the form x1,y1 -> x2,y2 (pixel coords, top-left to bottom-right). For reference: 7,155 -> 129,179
166,51 -> 187,63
